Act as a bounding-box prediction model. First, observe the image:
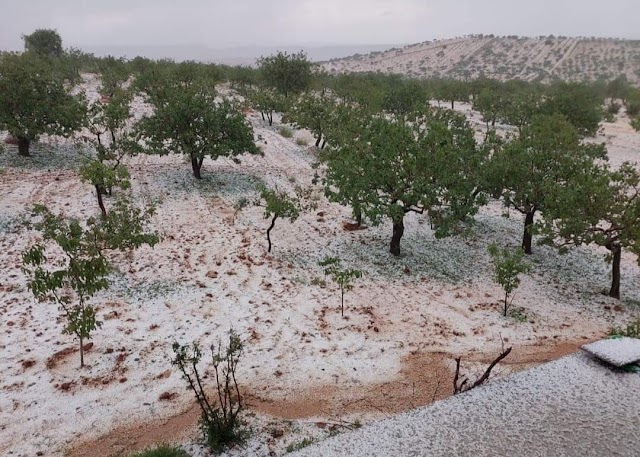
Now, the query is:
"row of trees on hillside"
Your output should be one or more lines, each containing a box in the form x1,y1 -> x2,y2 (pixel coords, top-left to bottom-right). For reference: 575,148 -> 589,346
286,68 -> 640,301
4,30 -> 640,303
314,100 -> 640,299
5,30 -> 636,159
6,31 -> 162,367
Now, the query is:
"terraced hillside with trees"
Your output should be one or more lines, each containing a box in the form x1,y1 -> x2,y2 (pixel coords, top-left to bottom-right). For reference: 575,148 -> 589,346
323,35 -> 640,83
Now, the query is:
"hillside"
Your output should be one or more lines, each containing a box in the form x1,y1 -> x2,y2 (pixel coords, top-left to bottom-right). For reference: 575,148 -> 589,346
77,44 -> 397,66
322,36 -> 640,83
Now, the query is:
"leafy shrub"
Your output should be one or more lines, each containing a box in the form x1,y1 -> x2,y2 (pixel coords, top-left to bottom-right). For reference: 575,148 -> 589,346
279,126 -> 294,138
286,437 -> 314,453
603,110 -> 616,123
609,318 -> 640,338
310,277 -> 327,287
319,256 -> 362,317
508,307 -> 529,323
488,244 -> 531,317
129,446 -> 189,457
250,184 -> 316,253
626,101 -> 640,117
171,330 -> 247,454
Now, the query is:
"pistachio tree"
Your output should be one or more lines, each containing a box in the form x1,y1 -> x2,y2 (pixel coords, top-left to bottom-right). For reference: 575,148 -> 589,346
0,52 -> 85,156
252,185 -> 316,253
244,87 -> 286,126
381,80 -> 428,115
22,203 -> 158,367
321,106 -> 487,256
319,256 -> 362,317
138,81 -> 259,179
257,51 -> 312,98
284,93 -> 336,148
541,82 -> 604,137
541,162 -> 640,299
96,55 -> 132,98
78,86 -> 138,217
23,29 -> 63,57
430,78 -> 471,110
487,244 -> 531,316
488,114 -> 605,254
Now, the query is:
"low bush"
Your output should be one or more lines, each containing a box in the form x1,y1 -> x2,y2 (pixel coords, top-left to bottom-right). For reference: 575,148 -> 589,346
627,102 -> 640,118
609,317 -> 640,338
487,244 -> 531,317
172,330 -> 247,454
279,126 -> 294,138
286,437 -> 314,453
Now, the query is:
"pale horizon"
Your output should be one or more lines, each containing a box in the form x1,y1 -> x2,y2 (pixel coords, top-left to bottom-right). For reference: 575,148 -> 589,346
1,0 -> 639,55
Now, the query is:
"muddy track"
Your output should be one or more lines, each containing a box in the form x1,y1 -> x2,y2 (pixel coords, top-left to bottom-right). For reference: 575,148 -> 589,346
68,341 -> 584,457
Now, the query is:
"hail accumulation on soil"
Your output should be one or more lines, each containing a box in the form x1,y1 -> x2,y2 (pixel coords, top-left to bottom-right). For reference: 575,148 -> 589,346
1,75 -> 639,457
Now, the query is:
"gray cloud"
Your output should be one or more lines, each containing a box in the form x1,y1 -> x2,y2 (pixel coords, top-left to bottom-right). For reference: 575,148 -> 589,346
1,0 -> 638,53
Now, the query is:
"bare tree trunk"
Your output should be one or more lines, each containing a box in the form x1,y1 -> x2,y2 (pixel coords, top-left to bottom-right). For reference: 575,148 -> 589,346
266,215 -> 278,253
17,137 -> 31,157
341,288 -> 345,317
79,335 -> 84,368
191,155 -> 203,179
95,185 -> 107,219
504,292 -> 509,317
522,210 -> 535,255
354,207 -> 362,227
609,243 -> 621,299
390,217 -> 405,256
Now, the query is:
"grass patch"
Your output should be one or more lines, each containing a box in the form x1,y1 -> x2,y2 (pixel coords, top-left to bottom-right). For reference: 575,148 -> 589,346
279,126 -> 294,138
128,445 -> 188,457
286,437 -> 314,453
159,168 -> 265,199
296,137 -> 308,146
194,171 -> 264,198
0,212 -> 27,235
117,279 -> 183,302
310,277 -> 327,287
0,142 -> 82,171
508,307 -> 529,323
608,317 -> 640,338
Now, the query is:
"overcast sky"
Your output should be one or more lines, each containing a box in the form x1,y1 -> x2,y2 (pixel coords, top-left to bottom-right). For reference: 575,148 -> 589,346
1,0 -> 638,51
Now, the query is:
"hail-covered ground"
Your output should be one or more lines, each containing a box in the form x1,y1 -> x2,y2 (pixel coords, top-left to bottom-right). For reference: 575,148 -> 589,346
1,76 -> 639,457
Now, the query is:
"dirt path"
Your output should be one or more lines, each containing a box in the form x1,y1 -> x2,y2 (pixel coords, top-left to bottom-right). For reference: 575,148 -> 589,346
67,341 -> 584,457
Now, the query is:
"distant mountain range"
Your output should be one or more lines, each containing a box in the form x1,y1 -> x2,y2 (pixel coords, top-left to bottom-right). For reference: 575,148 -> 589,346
322,36 -> 640,83
78,44 -> 398,66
